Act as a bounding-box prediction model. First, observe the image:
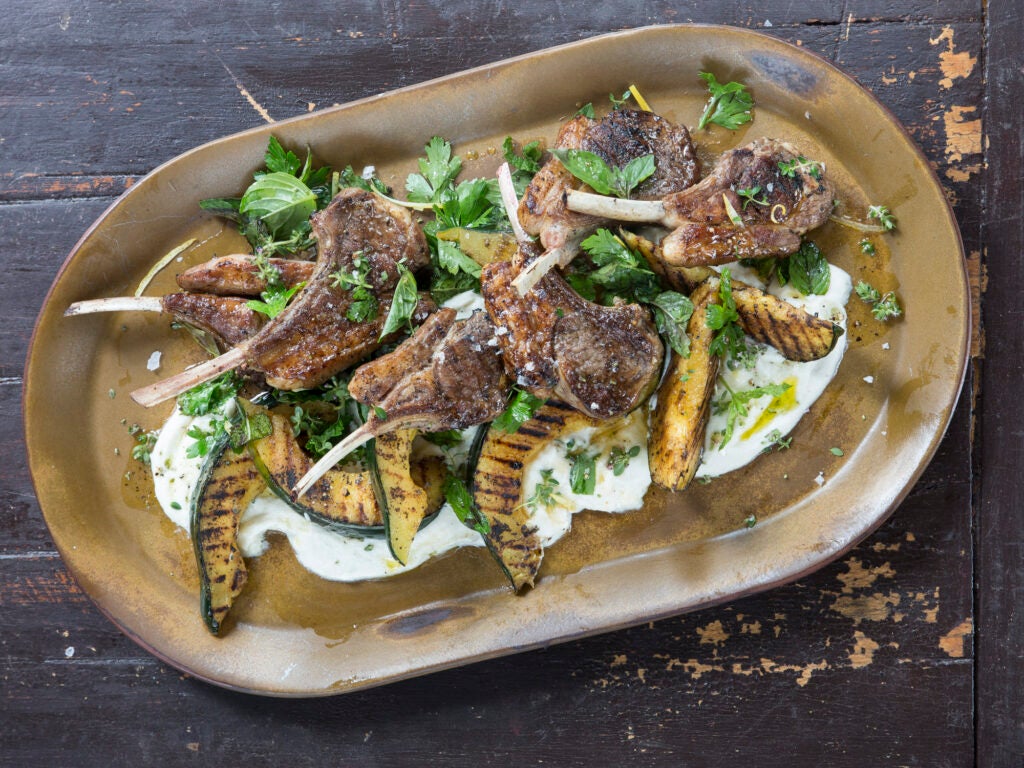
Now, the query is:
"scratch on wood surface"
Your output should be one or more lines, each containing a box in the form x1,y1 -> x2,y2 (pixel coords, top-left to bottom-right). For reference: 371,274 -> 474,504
929,27 -> 977,89
220,63 -> 275,123
939,618 -> 973,658
967,249 -> 986,358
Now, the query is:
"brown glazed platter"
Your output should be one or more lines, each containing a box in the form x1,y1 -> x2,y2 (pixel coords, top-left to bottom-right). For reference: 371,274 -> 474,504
24,25 -> 969,696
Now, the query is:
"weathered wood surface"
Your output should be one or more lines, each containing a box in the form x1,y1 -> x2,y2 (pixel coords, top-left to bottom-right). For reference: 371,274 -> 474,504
2,1 -> 1011,765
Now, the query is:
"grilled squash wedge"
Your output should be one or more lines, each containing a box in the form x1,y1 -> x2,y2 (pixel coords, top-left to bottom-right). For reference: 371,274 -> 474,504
730,284 -> 841,361
621,230 -> 841,361
649,280 -> 721,491
191,427 -> 265,636
250,412 -> 384,534
367,428 -> 447,565
472,401 -> 597,591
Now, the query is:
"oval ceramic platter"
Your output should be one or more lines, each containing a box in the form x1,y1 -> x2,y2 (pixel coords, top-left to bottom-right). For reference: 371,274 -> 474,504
25,25 -> 968,696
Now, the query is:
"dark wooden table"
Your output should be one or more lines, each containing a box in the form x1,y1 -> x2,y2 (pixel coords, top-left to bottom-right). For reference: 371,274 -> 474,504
3,2 -> 1019,765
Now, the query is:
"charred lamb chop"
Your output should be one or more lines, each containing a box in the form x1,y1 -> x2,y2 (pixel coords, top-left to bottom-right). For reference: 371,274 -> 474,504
486,162 -> 664,420
176,255 -> 314,296
66,292 -> 264,352
566,137 -> 834,267
514,108 -> 698,293
294,308 -> 509,497
130,188 -> 432,406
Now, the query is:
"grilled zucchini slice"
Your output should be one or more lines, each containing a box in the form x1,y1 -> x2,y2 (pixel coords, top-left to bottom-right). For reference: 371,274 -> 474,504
649,280 -> 721,491
367,429 -> 447,565
250,412 -> 384,534
191,428 -> 265,636
472,401 -> 596,591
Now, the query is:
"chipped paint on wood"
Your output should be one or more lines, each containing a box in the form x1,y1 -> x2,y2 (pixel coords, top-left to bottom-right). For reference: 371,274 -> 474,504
836,557 -> 896,592
696,620 -> 730,646
939,619 -> 973,658
829,592 -> 902,624
849,631 -> 879,669
941,105 -> 982,167
929,27 -> 978,89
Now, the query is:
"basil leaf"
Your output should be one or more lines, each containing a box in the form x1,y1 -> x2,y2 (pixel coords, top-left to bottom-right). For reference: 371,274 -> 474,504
549,149 -> 614,195
613,154 -> 656,197
240,172 -> 317,239
379,265 -> 418,339
650,291 -> 694,357
787,241 -> 831,296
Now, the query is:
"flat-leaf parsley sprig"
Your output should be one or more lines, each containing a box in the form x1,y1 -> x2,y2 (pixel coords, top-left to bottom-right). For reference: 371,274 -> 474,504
697,71 -> 754,130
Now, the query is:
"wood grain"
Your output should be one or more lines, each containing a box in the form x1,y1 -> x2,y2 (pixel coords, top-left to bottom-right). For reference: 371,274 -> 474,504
0,1 -> 999,765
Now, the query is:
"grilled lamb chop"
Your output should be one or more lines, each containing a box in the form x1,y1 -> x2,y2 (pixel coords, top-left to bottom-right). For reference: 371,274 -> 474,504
482,242 -> 663,420
294,308 -> 509,497
65,292 -> 264,351
176,255 -> 314,296
131,188 -> 431,406
514,109 -> 699,293
566,137 -> 834,268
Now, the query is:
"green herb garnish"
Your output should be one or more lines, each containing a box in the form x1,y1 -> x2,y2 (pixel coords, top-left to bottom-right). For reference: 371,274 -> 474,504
332,251 -> 380,324
736,185 -> 768,209
867,204 -> 897,231
714,381 -> 792,449
778,156 -> 823,180
493,389 -> 546,434
379,263 -> 418,338
608,445 -> 641,476
549,149 -> 655,198
565,441 -> 598,495
405,136 -> 463,204
443,474 -> 489,534
524,469 -> 562,512
706,268 -> 746,360
855,280 -> 902,321
697,72 -> 754,130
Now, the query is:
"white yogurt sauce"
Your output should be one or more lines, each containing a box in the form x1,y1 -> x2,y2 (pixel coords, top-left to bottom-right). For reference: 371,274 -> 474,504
149,269 -> 850,582
695,262 -> 852,478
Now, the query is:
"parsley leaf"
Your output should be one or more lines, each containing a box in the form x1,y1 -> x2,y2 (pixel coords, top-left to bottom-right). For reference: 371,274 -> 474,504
246,281 -> 305,319
263,136 -> 303,176
577,103 -> 596,119
549,149 -> 655,198
493,389 -> 546,434
406,136 -> 463,204
178,372 -> 241,417
502,136 -> 542,174
697,72 -> 754,130
437,239 -> 482,279
503,136 -> 544,196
